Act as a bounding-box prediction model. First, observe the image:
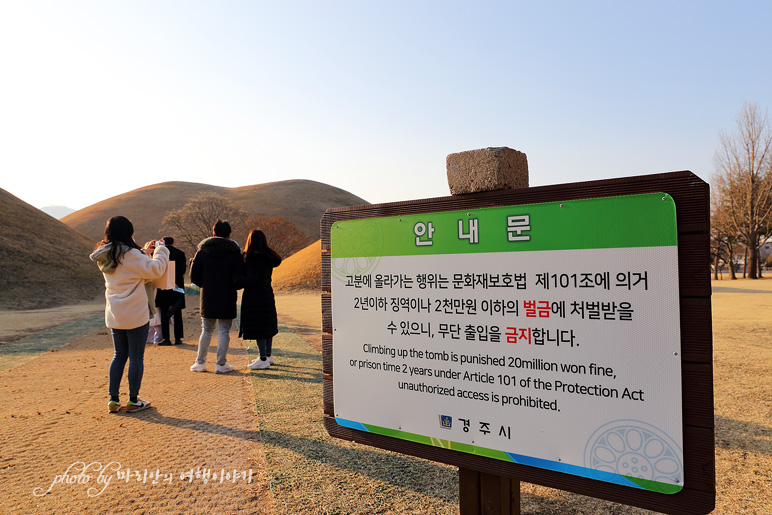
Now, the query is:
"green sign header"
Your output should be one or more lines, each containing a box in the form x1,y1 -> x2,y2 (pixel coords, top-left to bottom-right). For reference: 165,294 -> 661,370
331,193 -> 677,258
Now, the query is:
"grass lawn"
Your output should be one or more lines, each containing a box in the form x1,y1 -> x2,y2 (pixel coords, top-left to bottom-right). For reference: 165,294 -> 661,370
248,280 -> 771,514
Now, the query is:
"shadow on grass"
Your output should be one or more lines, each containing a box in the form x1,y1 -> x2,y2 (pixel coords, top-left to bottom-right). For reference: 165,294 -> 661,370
259,427 -> 651,514
259,428 -> 458,502
131,408 -> 651,513
243,341 -> 323,384
268,348 -> 321,363
247,365 -> 323,385
517,490 -> 652,515
251,327 -> 661,512
132,406 -> 457,503
278,322 -> 320,336
712,286 -> 772,294
715,415 -> 772,455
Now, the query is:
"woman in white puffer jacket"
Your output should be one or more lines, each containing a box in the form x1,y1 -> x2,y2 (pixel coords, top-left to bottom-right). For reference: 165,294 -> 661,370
90,216 -> 168,414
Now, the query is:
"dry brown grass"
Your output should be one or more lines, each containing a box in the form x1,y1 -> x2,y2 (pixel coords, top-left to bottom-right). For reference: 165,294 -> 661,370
710,278 -> 772,515
0,188 -> 103,310
244,323 -> 459,514
61,180 -> 367,246
261,280 -> 772,514
273,240 -> 322,293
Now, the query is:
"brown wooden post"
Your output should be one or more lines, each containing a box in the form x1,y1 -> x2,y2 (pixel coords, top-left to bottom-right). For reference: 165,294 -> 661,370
460,469 -> 521,515
447,147 -> 529,515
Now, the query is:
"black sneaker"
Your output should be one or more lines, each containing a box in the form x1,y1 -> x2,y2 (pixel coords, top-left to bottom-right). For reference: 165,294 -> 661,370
125,398 -> 151,413
156,340 -> 172,346
173,340 -> 182,345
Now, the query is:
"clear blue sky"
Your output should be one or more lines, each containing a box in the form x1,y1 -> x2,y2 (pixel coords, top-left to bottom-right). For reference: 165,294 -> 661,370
2,1 -> 770,210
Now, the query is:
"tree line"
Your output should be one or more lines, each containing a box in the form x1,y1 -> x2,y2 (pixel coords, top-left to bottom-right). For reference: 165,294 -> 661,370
161,192 -> 313,260
711,102 -> 772,279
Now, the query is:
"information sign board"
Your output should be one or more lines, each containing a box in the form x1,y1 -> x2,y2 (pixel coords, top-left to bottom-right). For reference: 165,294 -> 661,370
322,171 -> 715,515
330,193 -> 683,493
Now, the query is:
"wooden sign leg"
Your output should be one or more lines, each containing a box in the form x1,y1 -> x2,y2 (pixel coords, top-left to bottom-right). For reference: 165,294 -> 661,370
459,468 -> 520,515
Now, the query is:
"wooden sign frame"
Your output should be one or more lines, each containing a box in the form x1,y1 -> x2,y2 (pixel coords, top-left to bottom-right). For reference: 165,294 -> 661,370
321,171 -> 714,514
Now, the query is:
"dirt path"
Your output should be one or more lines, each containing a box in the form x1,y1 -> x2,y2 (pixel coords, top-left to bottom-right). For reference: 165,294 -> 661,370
0,304 -> 274,515
275,293 -> 321,351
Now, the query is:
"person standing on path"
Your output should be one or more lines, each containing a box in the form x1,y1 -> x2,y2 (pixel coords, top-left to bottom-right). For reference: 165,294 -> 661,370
90,216 -> 169,414
155,236 -> 187,346
237,229 -> 282,370
190,220 -> 244,373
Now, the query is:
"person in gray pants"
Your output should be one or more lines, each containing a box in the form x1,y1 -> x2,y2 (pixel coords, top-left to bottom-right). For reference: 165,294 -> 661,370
189,220 -> 244,374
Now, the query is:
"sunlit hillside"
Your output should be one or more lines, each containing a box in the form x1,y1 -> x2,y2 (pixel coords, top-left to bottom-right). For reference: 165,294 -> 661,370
0,188 -> 103,310
272,239 -> 321,291
62,180 -> 367,247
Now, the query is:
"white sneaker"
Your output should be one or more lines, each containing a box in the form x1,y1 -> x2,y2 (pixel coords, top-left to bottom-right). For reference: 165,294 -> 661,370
190,362 -> 207,372
126,398 -> 152,413
267,356 -> 275,365
248,358 -> 270,370
215,363 -> 234,374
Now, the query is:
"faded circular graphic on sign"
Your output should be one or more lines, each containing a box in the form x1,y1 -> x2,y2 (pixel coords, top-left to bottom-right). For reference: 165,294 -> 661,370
584,420 -> 682,491
331,219 -> 383,281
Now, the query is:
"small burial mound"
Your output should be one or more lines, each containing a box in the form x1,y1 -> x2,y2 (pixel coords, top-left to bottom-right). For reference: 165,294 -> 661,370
273,240 -> 321,292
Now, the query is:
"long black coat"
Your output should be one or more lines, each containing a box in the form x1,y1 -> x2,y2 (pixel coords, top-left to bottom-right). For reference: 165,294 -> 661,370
238,250 -> 281,340
190,237 -> 244,319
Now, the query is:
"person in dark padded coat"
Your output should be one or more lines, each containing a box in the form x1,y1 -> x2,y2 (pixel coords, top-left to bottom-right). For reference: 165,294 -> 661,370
239,229 -> 282,370
189,220 -> 244,374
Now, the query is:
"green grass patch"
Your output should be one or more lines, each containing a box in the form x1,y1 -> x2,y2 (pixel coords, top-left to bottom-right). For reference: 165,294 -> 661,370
0,314 -> 104,372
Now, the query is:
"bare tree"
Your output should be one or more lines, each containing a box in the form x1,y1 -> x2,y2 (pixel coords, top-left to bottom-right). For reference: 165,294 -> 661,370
243,215 -> 313,259
162,193 -> 248,255
711,194 -> 738,279
711,102 -> 772,279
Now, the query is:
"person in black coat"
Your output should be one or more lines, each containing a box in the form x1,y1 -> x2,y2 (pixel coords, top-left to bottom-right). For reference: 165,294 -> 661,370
239,229 -> 282,370
189,220 -> 245,374
155,236 -> 187,345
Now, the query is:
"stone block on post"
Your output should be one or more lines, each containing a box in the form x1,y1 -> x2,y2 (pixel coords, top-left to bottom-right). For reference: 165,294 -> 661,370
446,147 -> 529,195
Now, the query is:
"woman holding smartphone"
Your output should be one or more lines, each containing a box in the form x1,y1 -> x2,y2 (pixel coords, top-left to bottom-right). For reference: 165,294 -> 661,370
90,216 -> 169,413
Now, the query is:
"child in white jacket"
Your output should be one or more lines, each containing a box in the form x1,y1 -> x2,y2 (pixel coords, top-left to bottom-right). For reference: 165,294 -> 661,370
90,216 -> 169,414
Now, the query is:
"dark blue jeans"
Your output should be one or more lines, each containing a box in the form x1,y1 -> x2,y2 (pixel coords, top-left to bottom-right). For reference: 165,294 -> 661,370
109,323 -> 149,398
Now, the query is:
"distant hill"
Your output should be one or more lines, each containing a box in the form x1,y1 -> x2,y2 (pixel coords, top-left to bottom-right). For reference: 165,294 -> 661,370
0,188 -> 103,310
273,240 -> 321,292
41,205 -> 76,219
62,180 -> 368,248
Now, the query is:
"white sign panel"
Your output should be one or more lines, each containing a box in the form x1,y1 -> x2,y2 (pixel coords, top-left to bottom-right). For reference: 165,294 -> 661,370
330,193 -> 683,493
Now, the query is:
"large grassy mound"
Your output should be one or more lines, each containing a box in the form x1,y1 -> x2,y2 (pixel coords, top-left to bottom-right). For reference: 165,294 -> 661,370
62,179 -> 367,246
0,188 -> 103,310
